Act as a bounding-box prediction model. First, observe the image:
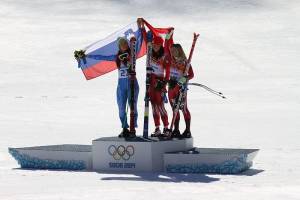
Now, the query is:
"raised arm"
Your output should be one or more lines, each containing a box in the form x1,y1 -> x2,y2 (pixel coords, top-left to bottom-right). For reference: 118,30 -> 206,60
137,18 -> 147,41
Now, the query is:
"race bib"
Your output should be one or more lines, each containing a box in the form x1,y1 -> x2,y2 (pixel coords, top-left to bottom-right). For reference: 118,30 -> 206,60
150,61 -> 164,76
170,67 -> 182,80
118,68 -> 128,79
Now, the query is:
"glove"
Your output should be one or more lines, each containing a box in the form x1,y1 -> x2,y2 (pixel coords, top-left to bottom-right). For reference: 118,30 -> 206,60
165,30 -> 174,40
128,68 -> 136,76
127,64 -> 136,75
137,18 -> 145,29
74,50 -> 86,59
168,79 -> 177,89
155,79 -> 166,91
178,76 -> 188,86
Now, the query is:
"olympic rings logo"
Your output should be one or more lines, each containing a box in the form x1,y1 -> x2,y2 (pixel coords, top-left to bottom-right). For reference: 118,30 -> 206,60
108,145 -> 135,161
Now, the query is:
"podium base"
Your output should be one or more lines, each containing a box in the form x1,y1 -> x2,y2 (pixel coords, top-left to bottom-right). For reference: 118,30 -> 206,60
92,136 -> 193,172
8,136 -> 259,174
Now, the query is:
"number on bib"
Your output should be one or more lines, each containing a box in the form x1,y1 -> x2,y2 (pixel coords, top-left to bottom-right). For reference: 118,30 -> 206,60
119,68 -> 128,79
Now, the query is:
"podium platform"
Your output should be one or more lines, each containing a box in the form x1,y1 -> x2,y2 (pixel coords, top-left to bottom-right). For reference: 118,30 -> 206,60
8,136 -> 259,174
92,136 -> 193,172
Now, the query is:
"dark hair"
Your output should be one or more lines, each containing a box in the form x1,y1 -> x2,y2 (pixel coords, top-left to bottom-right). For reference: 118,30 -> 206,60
116,48 -> 130,68
152,46 -> 164,59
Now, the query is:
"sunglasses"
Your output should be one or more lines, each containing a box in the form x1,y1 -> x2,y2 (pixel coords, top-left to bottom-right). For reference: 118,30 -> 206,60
118,52 -> 129,61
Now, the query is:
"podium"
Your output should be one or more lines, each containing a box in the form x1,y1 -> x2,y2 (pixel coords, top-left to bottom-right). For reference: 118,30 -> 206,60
8,136 -> 259,174
92,137 -> 193,172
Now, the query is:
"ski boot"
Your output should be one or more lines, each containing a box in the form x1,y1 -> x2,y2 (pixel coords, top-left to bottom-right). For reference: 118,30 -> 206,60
162,127 -> 172,139
128,131 -> 136,138
182,119 -> 191,138
151,127 -> 162,137
171,119 -> 181,138
118,128 -> 130,138
182,129 -> 192,138
171,129 -> 181,138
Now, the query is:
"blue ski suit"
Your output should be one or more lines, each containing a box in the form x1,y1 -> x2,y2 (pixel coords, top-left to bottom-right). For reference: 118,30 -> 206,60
117,62 -> 139,129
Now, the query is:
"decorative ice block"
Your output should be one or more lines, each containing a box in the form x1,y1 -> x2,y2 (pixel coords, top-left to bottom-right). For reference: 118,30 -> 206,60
164,148 -> 259,174
9,144 -> 92,170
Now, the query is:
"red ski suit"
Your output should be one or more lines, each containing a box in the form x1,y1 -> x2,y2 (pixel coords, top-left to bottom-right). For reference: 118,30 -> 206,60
149,55 -> 171,127
168,59 -> 194,123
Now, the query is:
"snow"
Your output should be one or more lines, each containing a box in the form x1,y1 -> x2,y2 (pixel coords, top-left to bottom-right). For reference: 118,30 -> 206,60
0,0 -> 300,199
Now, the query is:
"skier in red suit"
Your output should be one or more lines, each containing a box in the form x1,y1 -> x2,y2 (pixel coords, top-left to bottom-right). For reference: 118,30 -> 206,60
149,36 -> 171,137
168,43 -> 194,138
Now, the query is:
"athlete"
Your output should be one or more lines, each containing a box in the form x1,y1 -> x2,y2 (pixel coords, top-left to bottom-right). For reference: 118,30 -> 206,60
149,36 -> 172,137
116,19 -> 146,138
168,43 -> 194,138
115,37 -> 139,138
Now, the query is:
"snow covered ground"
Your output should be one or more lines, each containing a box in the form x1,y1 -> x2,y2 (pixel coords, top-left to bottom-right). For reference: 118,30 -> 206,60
0,0 -> 300,199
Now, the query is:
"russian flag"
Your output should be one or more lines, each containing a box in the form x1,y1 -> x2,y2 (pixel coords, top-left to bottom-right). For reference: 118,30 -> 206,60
76,22 -> 147,80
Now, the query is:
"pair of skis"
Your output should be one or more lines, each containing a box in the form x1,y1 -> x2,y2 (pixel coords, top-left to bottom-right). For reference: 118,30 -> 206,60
143,31 -> 153,138
129,37 -> 137,135
130,31 -> 156,138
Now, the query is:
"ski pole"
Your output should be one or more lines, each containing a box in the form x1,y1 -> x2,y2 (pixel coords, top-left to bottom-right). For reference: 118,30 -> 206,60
188,82 -> 226,99
189,83 -> 223,96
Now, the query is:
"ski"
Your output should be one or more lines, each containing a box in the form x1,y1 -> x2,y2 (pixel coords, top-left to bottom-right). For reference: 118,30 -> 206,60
169,33 -> 200,132
129,37 -> 137,135
143,31 -> 153,138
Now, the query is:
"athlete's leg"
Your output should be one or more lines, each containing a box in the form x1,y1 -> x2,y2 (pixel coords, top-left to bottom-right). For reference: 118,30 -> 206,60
117,82 -> 129,129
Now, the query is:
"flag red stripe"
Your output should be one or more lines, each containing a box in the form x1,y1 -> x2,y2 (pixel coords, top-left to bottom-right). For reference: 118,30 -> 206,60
83,61 -> 117,80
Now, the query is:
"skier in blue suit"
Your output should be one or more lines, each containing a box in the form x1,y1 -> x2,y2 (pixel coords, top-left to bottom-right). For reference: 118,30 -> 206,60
116,37 -> 139,138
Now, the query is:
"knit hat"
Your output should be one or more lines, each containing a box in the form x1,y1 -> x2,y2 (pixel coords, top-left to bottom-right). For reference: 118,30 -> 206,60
152,36 -> 164,45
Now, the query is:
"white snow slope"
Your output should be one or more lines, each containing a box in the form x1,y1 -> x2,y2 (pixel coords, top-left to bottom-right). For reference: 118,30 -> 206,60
0,0 -> 300,199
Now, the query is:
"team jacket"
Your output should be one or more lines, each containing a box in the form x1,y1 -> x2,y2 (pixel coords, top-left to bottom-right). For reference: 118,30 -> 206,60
170,59 -> 194,81
149,55 -> 171,86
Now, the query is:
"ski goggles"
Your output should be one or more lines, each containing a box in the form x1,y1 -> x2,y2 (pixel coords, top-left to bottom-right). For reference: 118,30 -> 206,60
118,52 -> 129,61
